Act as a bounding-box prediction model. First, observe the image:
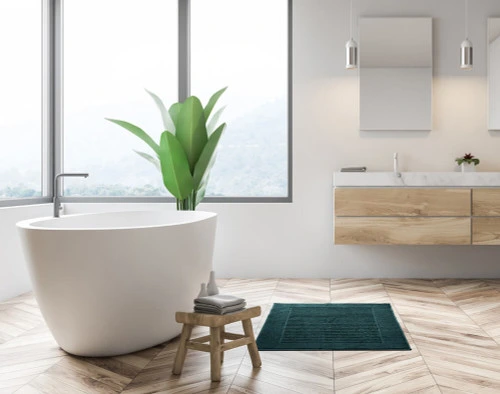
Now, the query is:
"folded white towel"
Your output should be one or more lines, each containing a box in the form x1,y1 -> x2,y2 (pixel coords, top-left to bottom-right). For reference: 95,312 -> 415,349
194,294 -> 245,308
194,302 -> 246,315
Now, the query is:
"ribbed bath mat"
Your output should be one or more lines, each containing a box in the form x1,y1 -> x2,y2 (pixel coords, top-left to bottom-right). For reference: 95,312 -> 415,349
256,303 -> 410,351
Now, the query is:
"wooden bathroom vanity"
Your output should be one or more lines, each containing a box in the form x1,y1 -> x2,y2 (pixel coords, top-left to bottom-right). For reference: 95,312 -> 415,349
333,172 -> 500,245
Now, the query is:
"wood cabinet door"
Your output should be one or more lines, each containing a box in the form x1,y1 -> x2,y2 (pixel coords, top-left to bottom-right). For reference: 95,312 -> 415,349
335,217 -> 471,245
473,189 -> 500,216
335,188 -> 471,217
472,218 -> 500,245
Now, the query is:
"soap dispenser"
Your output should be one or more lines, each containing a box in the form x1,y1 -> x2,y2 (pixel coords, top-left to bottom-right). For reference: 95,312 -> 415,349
197,283 -> 208,298
207,271 -> 219,296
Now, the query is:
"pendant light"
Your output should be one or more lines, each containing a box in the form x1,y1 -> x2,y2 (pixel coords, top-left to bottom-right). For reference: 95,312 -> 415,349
460,0 -> 473,70
345,0 -> 357,69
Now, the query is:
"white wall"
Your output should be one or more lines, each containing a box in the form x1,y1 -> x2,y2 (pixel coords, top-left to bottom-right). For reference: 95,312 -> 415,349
0,204 -> 51,300
3,0 -> 500,302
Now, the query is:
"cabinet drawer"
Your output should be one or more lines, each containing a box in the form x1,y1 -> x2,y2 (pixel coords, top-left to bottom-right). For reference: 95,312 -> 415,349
472,218 -> 500,245
335,188 -> 471,217
335,217 -> 471,245
473,189 -> 500,216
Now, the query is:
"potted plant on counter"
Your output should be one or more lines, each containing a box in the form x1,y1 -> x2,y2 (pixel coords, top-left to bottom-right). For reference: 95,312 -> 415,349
455,153 -> 480,173
106,87 -> 227,210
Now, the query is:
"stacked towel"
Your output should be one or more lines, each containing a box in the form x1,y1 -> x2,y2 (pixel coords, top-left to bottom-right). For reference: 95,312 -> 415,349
194,294 -> 246,315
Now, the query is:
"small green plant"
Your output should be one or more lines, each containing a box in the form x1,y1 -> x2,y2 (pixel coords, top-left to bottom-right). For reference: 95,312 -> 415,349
106,87 -> 227,210
455,153 -> 480,166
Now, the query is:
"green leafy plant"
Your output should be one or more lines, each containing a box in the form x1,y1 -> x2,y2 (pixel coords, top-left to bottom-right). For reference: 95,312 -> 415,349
106,87 -> 227,210
455,153 -> 480,166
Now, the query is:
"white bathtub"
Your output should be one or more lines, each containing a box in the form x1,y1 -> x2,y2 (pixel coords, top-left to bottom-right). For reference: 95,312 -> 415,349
17,210 -> 217,357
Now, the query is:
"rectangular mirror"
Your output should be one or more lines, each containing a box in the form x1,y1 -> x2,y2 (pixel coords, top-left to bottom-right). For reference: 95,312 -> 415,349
359,18 -> 432,131
489,18 -> 500,131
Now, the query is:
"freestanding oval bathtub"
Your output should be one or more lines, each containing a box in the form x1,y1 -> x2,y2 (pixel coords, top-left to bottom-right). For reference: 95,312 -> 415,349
17,210 -> 217,357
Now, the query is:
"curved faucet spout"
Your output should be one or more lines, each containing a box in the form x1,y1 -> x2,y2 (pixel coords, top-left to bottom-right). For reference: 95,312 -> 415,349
393,153 -> 402,178
53,173 -> 89,218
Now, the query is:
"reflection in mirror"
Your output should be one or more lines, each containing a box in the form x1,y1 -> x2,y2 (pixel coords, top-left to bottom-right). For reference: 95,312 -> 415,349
359,18 -> 432,131
489,18 -> 500,130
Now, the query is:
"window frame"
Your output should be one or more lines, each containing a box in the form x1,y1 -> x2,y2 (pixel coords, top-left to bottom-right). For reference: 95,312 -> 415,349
1,0 -> 292,207
0,0 -> 52,207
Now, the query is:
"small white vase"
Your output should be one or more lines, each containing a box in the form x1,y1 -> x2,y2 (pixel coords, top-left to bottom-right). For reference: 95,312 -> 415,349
207,271 -> 219,296
197,283 -> 208,298
461,163 -> 476,173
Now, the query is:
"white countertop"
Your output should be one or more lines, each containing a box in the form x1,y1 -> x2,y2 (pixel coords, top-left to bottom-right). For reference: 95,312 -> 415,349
333,172 -> 500,187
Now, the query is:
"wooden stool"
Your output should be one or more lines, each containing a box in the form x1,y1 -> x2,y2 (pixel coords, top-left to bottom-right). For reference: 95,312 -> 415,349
172,306 -> 262,382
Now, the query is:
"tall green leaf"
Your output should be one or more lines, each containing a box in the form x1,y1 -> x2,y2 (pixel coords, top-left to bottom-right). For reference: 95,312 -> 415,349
204,87 -> 227,121
193,123 -> 225,190
133,150 -> 161,172
145,89 -> 176,134
159,131 -> 193,200
106,118 -> 160,156
195,174 -> 210,207
175,96 -> 207,172
207,106 -> 226,135
169,102 -> 182,126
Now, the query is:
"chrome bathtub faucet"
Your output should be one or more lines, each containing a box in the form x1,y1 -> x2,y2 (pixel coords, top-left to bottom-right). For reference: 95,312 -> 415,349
53,173 -> 89,217
393,153 -> 402,178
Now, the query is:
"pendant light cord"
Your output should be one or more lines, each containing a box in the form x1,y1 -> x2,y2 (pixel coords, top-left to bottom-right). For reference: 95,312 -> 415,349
465,0 -> 468,39
350,0 -> 353,38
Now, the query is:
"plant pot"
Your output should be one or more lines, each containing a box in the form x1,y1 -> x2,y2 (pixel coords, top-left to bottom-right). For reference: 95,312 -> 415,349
461,163 -> 476,173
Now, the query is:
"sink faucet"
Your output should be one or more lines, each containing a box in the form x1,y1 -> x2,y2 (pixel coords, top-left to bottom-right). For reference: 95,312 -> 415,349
53,173 -> 89,217
393,153 -> 401,178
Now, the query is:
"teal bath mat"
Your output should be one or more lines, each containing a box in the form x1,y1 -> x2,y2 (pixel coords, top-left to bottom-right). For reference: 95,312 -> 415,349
256,303 -> 410,351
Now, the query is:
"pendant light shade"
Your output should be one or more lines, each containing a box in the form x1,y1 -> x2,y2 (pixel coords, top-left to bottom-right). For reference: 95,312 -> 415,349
461,39 -> 473,70
460,0 -> 473,70
346,38 -> 358,69
345,0 -> 357,69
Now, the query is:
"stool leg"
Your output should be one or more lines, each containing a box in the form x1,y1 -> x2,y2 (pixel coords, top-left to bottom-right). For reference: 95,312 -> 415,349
242,319 -> 262,368
172,324 -> 193,375
220,325 -> 225,364
209,327 -> 222,381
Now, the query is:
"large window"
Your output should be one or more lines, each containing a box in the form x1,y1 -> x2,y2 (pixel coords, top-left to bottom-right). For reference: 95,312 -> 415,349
0,0 -> 290,204
63,0 -> 178,196
191,0 -> 289,197
0,1 -> 42,199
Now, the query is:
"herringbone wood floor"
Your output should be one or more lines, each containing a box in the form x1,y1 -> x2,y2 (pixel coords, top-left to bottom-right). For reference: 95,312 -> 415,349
1,279 -> 500,393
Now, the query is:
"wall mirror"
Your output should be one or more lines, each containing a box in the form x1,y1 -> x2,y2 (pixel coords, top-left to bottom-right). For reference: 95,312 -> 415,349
359,18 -> 433,131
489,18 -> 500,130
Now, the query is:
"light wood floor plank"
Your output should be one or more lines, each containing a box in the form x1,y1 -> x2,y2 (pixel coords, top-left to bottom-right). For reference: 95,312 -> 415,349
16,373 -> 89,394
0,279 -> 499,392
228,374 -> 297,394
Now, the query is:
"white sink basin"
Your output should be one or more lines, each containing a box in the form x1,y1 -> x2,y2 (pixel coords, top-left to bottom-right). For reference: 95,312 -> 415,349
333,172 -> 500,187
